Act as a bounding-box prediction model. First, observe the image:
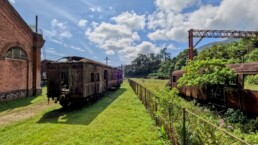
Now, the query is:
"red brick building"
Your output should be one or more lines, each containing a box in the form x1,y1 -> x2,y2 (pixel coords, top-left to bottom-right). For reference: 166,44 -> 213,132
0,0 -> 45,101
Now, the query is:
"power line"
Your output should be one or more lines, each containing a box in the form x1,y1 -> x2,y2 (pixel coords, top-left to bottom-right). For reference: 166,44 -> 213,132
104,57 -> 109,65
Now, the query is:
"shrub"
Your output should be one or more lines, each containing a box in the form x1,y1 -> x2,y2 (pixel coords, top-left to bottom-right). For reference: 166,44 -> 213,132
224,108 -> 247,124
241,119 -> 258,133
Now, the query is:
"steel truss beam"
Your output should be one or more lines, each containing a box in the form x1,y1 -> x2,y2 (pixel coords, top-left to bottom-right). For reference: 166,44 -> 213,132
188,29 -> 258,60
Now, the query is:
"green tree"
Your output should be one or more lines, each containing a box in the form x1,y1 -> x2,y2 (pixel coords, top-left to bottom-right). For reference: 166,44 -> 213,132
160,47 -> 171,61
246,74 -> 258,85
245,48 -> 258,62
177,59 -> 235,87
197,38 -> 258,63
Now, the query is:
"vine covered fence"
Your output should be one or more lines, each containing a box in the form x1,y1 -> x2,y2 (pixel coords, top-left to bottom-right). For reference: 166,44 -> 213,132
128,79 -> 250,145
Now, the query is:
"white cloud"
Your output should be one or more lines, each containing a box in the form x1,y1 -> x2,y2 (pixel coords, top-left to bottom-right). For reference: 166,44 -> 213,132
118,41 -> 160,63
85,12 -> 159,63
49,38 -> 86,53
148,0 -> 258,42
112,11 -> 146,30
8,0 -> 15,4
44,19 -> 72,40
78,19 -> 88,27
90,6 -> 102,12
105,50 -> 115,55
86,22 -> 140,47
166,44 -> 177,50
91,21 -> 99,28
59,31 -> 72,39
46,48 -> 66,57
155,0 -> 201,12
69,45 -> 85,52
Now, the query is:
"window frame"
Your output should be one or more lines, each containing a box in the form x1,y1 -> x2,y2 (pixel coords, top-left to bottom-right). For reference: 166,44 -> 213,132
5,47 -> 27,61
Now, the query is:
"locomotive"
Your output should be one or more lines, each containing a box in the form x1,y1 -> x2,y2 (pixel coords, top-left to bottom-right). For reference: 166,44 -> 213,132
170,62 -> 258,114
47,56 -> 123,108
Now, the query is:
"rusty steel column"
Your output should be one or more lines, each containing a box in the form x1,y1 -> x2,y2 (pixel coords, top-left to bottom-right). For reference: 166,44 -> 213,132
188,29 -> 193,60
32,15 -> 38,95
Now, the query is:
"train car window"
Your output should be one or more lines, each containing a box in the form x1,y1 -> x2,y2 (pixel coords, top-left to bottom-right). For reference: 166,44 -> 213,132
104,70 -> 108,80
95,73 -> 100,82
244,74 -> 258,91
229,76 -> 237,86
111,71 -> 116,80
91,73 -> 95,82
172,76 -> 177,82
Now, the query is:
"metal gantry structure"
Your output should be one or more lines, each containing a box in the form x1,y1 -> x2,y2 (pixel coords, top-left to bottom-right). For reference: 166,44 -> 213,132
188,29 -> 258,60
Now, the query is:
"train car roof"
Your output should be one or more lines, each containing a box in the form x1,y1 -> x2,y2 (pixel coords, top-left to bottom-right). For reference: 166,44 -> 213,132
227,62 -> 258,74
50,56 -> 122,70
172,70 -> 184,75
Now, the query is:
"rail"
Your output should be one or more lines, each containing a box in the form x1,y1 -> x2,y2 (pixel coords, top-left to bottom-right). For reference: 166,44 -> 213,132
128,79 -> 251,145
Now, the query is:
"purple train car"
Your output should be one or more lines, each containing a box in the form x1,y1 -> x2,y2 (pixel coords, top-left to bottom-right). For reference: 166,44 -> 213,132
47,56 -> 123,108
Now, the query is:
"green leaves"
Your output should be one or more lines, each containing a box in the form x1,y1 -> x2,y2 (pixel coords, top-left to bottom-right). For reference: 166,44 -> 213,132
178,59 -> 235,87
197,38 -> 258,63
246,74 -> 258,85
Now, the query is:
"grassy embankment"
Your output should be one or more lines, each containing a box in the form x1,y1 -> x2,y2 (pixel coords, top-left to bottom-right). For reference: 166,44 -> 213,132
0,82 -> 167,145
133,78 -> 258,144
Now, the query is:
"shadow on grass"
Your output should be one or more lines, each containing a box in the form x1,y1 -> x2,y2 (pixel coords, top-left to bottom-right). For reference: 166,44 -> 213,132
0,87 -> 47,113
37,88 -> 126,125
0,98 -> 33,113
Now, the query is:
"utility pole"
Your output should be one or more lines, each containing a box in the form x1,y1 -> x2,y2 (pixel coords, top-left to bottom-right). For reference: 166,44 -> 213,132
104,57 -> 109,65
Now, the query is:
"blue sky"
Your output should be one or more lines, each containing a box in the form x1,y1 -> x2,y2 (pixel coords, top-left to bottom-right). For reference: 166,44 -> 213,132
10,0 -> 258,66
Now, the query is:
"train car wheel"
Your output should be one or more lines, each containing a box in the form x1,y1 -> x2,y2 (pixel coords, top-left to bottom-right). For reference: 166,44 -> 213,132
60,100 -> 72,108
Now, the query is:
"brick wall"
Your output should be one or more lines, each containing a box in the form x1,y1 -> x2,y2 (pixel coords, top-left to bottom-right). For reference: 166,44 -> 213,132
0,0 -> 44,102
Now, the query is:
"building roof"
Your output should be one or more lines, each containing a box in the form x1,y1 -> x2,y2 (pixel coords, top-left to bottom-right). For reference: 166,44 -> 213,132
1,0 -> 34,37
0,0 -> 45,47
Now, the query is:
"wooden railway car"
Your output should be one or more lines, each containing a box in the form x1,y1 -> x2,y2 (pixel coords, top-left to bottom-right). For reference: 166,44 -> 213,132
47,56 -> 123,108
170,62 -> 258,114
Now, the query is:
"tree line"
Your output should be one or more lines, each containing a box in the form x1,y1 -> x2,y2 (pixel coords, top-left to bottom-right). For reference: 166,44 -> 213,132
124,38 -> 258,80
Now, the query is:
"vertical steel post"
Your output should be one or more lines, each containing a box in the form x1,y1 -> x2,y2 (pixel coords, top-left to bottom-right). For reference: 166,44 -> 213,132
155,96 -> 158,125
32,15 -> 38,96
136,83 -> 138,94
188,29 -> 194,60
148,91 -> 150,108
182,108 -> 186,145
144,88 -> 147,108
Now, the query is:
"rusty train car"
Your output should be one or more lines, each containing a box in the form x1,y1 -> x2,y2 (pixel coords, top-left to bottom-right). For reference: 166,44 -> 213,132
170,62 -> 258,114
47,56 -> 123,108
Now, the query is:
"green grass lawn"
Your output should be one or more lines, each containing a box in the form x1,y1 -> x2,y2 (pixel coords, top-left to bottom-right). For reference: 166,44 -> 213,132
131,78 -> 169,91
0,83 -> 167,145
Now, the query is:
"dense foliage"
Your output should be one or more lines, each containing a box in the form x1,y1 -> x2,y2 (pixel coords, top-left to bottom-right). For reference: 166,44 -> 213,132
124,53 -> 162,77
246,74 -> 258,85
197,38 -> 258,63
177,59 -> 235,87
124,48 -> 197,78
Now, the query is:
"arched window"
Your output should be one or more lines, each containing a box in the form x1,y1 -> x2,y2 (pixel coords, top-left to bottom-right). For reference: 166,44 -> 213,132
5,47 -> 27,60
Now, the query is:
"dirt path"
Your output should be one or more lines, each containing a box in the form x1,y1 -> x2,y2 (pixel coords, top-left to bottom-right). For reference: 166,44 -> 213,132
0,101 -> 56,126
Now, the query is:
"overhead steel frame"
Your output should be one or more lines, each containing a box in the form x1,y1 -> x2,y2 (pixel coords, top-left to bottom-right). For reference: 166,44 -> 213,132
188,29 -> 258,60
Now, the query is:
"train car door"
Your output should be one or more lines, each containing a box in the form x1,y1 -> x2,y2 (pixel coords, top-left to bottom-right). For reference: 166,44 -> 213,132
104,70 -> 108,91
60,66 -> 69,91
207,85 -> 225,106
